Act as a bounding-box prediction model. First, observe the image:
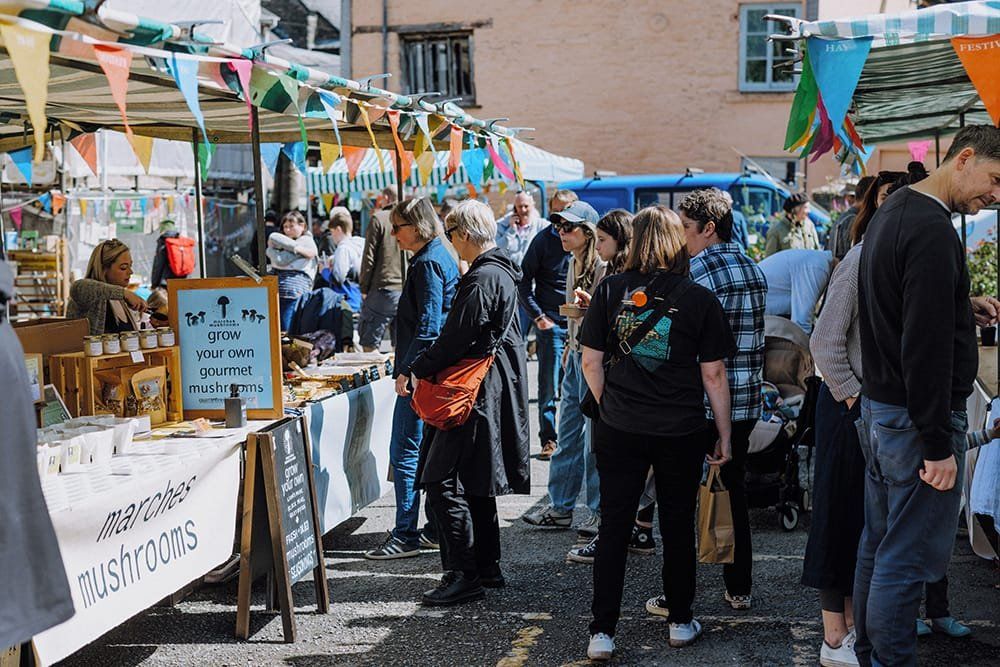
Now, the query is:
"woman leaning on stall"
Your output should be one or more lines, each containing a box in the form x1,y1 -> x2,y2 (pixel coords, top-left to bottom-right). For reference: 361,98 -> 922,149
578,205 -> 736,661
67,239 -> 148,335
408,199 -> 531,607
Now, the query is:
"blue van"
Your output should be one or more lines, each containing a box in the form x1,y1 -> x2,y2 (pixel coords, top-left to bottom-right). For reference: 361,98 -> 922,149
559,171 -> 831,237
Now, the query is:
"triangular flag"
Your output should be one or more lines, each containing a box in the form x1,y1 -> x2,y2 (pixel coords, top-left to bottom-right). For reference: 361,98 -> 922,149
416,151 -> 436,185
483,151 -> 494,182
486,139 -> 515,182
356,104 -> 387,172
281,142 -> 307,175
0,24 -> 50,161
79,199 -> 88,217
446,126 -> 463,180
320,142 -> 340,172
415,114 -> 438,155
321,193 -> 335,213
809,97 -> 836,162
93,45 -> 134,139
123,199 -> 133,215
342,146 -> 367,182
39,192 -> 51,213
153,195 -> 162,210
951,36 -> 1000,127
366,105 -> 388,124
317,90 -> 344,157
260,142 -> 282,177
275,74 -> 309,147
461,147 -> 486,189
465,183 -> 478,199
498,181 -> 507,195
167,53 -> 208,146
8,146 -> 33,186
139,197 -> 147,215
436,184 -> 449,202
130,134 -> 154,173
806,37 -> 873,147
52,192 -> 66,216
198,141 -> 216,177
386,111 -> 413,186
227,60 -> 254,131
503,137 -> 524,187
908,140 -> 933,164
70,134 -> 98,176
10,207 -> 23,230
784,50 -> 819,151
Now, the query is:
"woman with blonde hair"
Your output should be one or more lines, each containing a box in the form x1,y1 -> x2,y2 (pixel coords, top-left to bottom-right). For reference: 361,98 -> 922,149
67,239 -> 148,335
578,205 -> 736,660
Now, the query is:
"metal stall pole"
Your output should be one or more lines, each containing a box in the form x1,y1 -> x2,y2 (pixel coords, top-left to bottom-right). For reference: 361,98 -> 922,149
934,131 -> 941,168
395,150 -> 404,203
192,129 -> 208,278
251,107 -> 268,276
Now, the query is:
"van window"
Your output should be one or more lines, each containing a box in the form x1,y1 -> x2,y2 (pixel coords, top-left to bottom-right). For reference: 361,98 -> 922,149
635,188 -> 696,211
574,189 -> 629,215
730,185 -> 779,221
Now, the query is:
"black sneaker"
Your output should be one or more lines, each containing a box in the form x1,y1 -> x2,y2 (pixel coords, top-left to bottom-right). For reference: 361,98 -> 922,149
419,530 -> 439,550
567,535 -> 599,564
629,524 -> 655,555
364,534 -> 421,560
421,571 -> 485,606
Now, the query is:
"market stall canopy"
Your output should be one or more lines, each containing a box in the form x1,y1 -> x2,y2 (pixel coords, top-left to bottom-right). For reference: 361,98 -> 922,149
308,138 -> 584,194
0,1 -> 522,155
775,1 -> 999,159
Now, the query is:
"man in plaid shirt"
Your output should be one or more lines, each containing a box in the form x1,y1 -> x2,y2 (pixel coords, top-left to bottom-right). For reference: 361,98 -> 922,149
682,188 -> 767,609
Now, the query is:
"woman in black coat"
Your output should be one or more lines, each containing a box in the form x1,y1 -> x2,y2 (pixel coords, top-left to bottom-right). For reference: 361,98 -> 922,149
409,199 -> 531,606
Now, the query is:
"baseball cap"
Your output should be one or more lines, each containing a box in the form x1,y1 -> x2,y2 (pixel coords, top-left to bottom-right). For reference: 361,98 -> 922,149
551,200 -> 600,231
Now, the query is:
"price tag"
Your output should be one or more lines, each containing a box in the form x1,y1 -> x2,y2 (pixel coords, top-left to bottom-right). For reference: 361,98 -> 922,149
130,351 -> 144,363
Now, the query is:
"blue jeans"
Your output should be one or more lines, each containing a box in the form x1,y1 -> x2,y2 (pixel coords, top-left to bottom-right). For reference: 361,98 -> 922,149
389,394 -> 424,547
548,350 -> 600,513
518,305 -> 533,343
279,296 -> 300,332
535,323 -> 566,444
359,288 -> 400,350
853,398 -> 967,667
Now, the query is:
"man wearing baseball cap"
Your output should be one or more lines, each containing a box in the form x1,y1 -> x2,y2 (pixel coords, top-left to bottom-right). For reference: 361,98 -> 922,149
764,193 -> 819,257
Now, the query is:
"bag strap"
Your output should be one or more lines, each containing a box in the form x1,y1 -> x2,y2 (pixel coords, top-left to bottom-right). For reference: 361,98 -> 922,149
614,276 -> 693,359
490,293 -> 519,356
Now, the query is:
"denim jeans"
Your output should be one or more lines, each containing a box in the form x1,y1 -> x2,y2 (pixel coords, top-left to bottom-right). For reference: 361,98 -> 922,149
359,288 -> 401,350
535,323 -> 566,444
389,394 -> 424,547
279,296 -> 298,332
853,398 -> 967,667
548,350 -> 599,513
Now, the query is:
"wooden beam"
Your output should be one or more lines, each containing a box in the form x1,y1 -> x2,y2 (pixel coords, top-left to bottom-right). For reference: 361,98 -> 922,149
353,19 -> 492,35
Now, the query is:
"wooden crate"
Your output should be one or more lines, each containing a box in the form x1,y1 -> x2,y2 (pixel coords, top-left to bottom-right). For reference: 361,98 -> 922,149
9,240 -> 69,319
49,347 -> 183,422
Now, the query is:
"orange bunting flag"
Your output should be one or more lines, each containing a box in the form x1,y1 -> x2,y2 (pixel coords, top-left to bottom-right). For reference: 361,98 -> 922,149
446,126 -> 463,180
0,24 -> 51,161
366,105 -> 388,124
342,145 -> 367,182
386,110 -> 413,186
52,192 -> 66,216
93,46 -> 133,134
465,183 -> 478,199
952,36 -> 1000,127
70,134 -> 98,176
356,104 -> 387,173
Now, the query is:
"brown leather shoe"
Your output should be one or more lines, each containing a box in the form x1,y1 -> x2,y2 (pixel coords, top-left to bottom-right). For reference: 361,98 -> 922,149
538,440 -> 557,460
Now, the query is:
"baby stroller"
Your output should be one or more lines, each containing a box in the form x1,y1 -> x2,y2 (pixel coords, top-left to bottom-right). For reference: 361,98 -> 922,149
745,316 -> 819,531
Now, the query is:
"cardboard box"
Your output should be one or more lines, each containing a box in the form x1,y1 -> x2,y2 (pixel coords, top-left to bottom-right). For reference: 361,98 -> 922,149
14,319 -> 90,380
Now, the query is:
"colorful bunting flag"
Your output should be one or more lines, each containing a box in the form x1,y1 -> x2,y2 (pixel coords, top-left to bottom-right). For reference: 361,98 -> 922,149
167,54 -> 208,146
260,142 -> 282,177
39,192 -> 51,213
79,199 -> 88,217
93,44 -> 145,165
10,207 -> 22,230
416,151 -> 436,185
342,146 -> 367,182
52,192 -> 66,216
503,138 -> 524,187
908,140 -> 933,163
951,36 -> 1000,127
356,104 -> 387,173
436,184 -> 449,202
446,126 -> 463,180
486,139 -> 516,182
70,134 -> 98,176
317,90 -> 344,158
0,24 -> 50,161
319,143 -> 340,173
806,37 -> 872,150
198,141 -> 216,177
131,134 -> 154,173
281,142 -> 307,175
461,148 -> 486,189
387,111 -> 413,185
465,183 -> 478,199
415,114 -> 438,155
784,50 -> 819,151
8,146 -> 33,186
227,60 -> 254,131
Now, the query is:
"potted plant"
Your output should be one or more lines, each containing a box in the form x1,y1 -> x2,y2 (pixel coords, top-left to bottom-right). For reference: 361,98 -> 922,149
967,235 -> 997,346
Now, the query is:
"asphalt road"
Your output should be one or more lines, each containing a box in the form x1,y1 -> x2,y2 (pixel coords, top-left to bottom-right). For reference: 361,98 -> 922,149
62,358 -> 1000,666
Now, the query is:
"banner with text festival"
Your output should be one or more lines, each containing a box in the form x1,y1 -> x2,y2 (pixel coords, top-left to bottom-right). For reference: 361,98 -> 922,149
33,444 -> 241,666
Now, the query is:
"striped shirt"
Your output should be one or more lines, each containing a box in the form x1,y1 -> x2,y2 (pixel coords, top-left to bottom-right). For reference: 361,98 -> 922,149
690,243 -> 767,423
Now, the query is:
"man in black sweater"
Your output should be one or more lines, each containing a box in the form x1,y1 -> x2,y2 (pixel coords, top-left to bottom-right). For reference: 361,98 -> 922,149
855,125 -> 1000,667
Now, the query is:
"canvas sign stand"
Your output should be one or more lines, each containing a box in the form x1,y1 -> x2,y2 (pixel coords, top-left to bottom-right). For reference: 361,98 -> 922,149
235,417 -> 328,642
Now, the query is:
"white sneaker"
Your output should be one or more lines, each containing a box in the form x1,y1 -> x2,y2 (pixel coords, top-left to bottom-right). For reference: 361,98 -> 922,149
668,619 -> 702,647
820,629 -> 859,667
587,633 -> 614,661
522,505 -> 572,528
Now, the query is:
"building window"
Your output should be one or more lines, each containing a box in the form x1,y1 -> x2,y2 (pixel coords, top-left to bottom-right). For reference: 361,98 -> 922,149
401,33 -> 476,106
741,156 -> 799,185
738,4 -> 799,92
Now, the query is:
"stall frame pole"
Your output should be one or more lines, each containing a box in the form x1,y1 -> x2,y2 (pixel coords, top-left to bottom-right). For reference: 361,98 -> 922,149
395,151 -> 404,203
251,107 -> 268,276
935,131 -> 941,168
192,129 -> 207,278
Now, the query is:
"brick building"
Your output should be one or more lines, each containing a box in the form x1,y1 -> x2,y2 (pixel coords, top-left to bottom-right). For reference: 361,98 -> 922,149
347,0 -> 916,193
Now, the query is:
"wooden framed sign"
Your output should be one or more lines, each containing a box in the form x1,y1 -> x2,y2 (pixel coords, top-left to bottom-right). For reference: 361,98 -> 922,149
235,417 -> 328,642
167,277 -> 283,420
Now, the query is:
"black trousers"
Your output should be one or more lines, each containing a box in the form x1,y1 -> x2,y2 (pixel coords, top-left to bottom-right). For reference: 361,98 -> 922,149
425,476 -> 500,574
590,418 -> 711,636
715,420 -> 755,596
924,576 -> 950,620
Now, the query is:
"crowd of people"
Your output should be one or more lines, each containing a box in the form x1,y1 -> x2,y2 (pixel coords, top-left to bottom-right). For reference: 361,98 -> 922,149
63,125 -> 1000,666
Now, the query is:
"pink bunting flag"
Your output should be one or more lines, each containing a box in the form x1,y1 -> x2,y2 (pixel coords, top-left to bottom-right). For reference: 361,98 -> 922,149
10,207 -> 22,230
486,140 -> 516,181
228,60 -> 254,131
908,140 -> 932,164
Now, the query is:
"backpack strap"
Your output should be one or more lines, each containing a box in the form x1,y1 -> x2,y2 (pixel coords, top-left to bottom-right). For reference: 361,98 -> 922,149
610,276 -> 693,364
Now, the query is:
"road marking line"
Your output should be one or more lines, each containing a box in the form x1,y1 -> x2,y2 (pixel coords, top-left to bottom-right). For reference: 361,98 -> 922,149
496,626 -> 544,667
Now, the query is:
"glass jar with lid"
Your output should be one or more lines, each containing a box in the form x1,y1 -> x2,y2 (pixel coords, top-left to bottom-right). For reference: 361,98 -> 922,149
102,334 -> 121,355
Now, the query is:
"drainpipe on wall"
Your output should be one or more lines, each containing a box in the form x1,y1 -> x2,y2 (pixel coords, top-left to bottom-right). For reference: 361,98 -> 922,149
381,0 -> 388,79
340,0 -> 352,78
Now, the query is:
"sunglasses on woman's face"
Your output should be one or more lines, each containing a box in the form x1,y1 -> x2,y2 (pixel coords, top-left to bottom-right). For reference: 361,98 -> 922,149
391,221 -> 413,234
554,220 -> 580,234
445,225 -> 459,241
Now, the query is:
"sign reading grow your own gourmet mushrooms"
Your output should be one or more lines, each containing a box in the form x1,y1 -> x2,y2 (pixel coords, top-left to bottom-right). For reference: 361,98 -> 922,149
168,277 -> 283,419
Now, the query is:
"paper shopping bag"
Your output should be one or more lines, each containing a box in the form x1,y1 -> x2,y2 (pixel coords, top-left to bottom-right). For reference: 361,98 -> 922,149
698,465 -> 735,564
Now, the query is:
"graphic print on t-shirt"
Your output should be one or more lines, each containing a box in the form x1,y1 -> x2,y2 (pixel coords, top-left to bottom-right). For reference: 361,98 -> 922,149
615,307 -> 673,372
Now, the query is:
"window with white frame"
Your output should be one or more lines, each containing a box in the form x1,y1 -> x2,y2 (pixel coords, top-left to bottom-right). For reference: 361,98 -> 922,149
400,33 -> 476,106
739,4 -> 800,92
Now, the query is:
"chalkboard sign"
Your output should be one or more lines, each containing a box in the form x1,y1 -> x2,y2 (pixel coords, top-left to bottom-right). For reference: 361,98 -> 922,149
167,277 -> 283,420
235,417 -> 328,642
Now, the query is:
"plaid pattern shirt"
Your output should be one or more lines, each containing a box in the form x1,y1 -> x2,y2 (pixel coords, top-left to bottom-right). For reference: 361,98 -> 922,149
690,243 -> 767,423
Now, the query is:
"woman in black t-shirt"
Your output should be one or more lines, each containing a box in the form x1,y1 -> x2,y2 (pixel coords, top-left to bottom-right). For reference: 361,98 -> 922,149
579,205 -> 736,661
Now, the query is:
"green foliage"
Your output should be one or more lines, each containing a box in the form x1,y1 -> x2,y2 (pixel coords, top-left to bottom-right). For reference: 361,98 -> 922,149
967,235 -> 997,298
